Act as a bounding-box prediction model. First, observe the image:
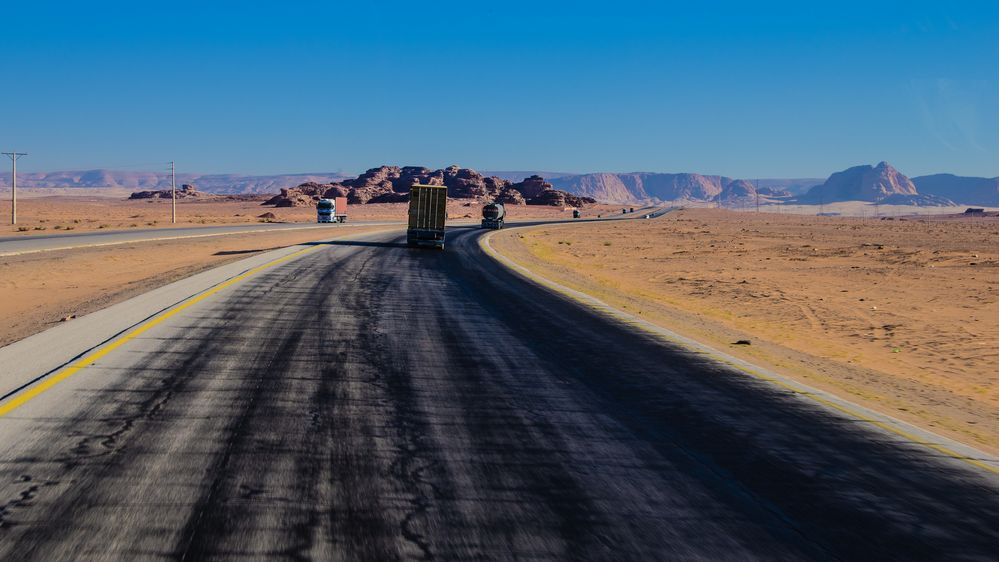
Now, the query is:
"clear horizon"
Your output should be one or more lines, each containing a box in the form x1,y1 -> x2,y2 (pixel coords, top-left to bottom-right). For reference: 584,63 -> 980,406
2,1 -> 996,178
1,163 -> 995,182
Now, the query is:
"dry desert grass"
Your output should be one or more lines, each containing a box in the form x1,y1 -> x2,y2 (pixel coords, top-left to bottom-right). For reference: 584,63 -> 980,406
492,209 -> 999,452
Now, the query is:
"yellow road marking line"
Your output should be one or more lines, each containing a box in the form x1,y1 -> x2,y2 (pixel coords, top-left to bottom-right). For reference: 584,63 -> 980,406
0,245 -> 321,417
479,229 -> 999,477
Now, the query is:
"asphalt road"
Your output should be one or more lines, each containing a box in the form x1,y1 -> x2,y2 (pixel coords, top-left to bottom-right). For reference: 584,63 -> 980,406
0,225 -> 997,560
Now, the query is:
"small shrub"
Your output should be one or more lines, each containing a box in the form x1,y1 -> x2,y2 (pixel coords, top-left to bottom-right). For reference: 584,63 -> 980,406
34,226 -> 46,230
17,226 -> 29,232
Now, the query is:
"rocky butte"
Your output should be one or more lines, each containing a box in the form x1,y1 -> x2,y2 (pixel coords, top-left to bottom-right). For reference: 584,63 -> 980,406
798,162 -> 956,206
263,165 -> 597,208
129,184 -> 207,200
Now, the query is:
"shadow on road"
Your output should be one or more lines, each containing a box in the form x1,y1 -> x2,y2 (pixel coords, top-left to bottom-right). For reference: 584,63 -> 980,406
304,239 -> 410,249
213,247 -> 284,256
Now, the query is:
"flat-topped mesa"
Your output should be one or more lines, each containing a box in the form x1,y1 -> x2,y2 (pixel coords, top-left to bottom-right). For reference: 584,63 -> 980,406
263,165 -> 596,207
129,183 -> 209,200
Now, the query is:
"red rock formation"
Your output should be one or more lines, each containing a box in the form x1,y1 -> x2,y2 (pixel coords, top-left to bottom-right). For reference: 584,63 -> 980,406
262,165 -> 594,207
129,184 -> 209,200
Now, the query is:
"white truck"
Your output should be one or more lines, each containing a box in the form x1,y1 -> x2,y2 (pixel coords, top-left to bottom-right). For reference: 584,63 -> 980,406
317,197 -> 349,223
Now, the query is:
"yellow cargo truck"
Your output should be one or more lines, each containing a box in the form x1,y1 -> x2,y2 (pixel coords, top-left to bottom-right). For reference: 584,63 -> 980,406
407,184 -> 447,250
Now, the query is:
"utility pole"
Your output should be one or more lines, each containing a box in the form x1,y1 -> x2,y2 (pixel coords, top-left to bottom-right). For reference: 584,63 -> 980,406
3,152 -> 27,225
755,179 -> 760,213
170,161 -> 176,224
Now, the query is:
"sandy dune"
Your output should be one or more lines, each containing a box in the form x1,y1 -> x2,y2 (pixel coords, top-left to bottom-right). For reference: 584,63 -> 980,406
492,209 -> 999,453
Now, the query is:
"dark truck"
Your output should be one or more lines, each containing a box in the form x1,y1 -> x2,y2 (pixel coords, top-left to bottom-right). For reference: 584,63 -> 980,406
407,183 -> 447,250
481,202 -> 505,229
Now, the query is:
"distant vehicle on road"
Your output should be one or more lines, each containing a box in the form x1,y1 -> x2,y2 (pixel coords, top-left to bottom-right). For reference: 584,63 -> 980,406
407,184 -> 447,250
573,209 -> 581,219
481,202 -> 505,229
317,199 -> 336,223
317,197 -> 349,223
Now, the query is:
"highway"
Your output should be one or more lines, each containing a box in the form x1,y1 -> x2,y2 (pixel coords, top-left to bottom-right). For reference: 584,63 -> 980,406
0,223 -> 997,560
0,221 -> 399,256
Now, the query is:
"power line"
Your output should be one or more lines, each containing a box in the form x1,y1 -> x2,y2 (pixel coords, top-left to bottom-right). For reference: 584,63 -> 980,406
3,152 -> 28,225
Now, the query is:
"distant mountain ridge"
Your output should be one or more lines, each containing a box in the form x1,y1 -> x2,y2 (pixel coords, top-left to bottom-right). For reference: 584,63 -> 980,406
912,174 -> 999,206
0,170 -> 351,194
551,163 -> 996,207
795,162 -> 999,206
547,173 -> 824,204
2,165 -> 996,206
549,172 -> 728,203
799,162 -> 916,203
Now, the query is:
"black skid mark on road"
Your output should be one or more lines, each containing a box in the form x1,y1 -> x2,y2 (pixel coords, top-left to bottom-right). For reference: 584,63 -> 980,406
56,305 -> 245,470
0,304 -> 244,555
429,277 -> 611,558
363,287 -> 439,559
0,476 -> 59,531
274,260 -> 367,561
175,309 -> 313,560
176,254 -> 353,561
379,375 -> 442,559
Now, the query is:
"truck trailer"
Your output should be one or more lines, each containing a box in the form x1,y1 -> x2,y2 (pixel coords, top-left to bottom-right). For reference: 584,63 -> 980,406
481,202 -> 505,229
407,184 -> 447,250
334,196 -> 348,223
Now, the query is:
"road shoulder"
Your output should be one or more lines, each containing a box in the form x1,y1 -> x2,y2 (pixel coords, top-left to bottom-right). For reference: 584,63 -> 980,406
479,225 -> 999,478
0,228 -> 398,406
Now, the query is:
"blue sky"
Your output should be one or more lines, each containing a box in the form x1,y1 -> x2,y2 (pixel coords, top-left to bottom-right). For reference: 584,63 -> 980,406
2,1 -> 997,178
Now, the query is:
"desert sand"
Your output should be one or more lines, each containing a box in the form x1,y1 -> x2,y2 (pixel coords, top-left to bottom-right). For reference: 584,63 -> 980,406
2,196 -> 621,236
492,209 -> 999,453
